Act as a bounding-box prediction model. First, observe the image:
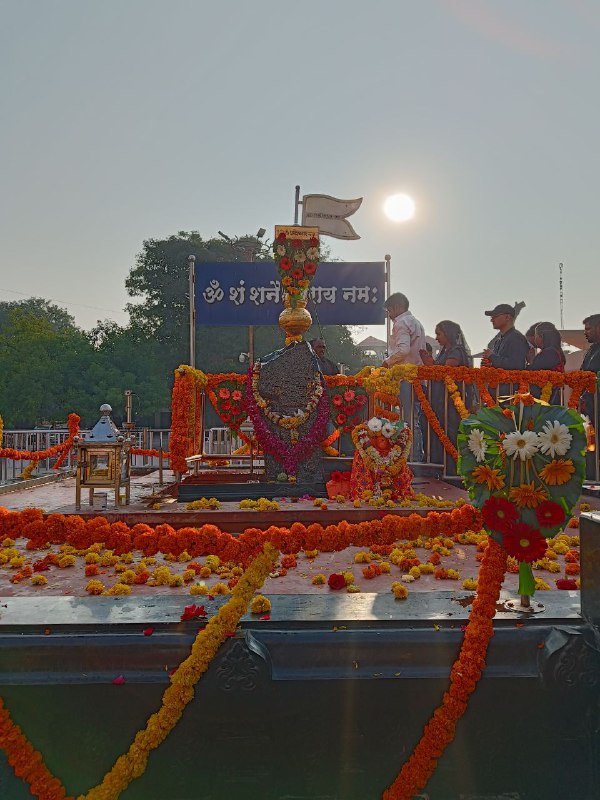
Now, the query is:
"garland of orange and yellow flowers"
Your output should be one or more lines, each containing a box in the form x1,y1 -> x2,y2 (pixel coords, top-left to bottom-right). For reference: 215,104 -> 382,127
351,422 -> 412,477
411,380 -> 460,462
383,537 -> 507,800
1,507 -> 505,800
0,541 -> 280,800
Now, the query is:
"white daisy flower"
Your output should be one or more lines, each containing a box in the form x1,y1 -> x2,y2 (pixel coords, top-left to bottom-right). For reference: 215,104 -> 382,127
381,421 -> 396,439
467,429 -> 487,462
367,417 -> 383,433
537,420 -> 572,458
503,430 -> 539,461
276,245 -> 286,256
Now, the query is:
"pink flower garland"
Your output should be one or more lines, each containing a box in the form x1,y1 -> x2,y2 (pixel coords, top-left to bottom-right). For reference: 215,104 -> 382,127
245,366 -> 329,476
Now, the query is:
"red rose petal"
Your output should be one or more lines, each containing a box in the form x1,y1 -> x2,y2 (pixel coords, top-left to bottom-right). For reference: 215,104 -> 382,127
259,614 -> 270,621
143,627 -> 154,636
112,675 -> 125,685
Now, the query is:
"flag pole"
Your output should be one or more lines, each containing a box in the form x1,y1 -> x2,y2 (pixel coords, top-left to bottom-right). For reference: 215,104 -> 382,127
294,185 -> 301,225
385,254 -> 391,354
188,255 -> 196,368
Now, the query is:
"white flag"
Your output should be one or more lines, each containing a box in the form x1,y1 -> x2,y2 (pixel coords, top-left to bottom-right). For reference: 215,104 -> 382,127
301,194 -> 362,240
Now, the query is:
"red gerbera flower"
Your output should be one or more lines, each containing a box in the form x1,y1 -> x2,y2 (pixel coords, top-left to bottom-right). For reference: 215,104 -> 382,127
343,389 -> 355,402
502,523 -> 547,563
292,239 -> 302,248
232,390 -> 242,401
279,258 -> 292,271
221,400 -> 232,411
291,268 -> 304,280
218,388 -> 230,399
535,500 -> 566,529
481,497 -> 519,534
277,232 -> 287,241
332,394 -> 343,406
304,262 -> 316,275
336,413 -> 347,425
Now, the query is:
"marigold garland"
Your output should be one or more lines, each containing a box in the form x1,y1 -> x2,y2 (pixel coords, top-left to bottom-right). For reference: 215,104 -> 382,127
411,380 -> 459,461
0,414 -> 80,467
383,537 -> 507,800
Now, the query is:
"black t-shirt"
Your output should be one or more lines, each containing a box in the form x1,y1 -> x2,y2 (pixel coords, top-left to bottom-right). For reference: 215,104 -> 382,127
489,327 -> 529,370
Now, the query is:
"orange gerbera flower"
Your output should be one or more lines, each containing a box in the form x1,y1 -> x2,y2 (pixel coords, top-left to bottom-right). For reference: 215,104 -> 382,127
508,482 -> 548,509
472,465 -> 505,491
539,459 -> 575,486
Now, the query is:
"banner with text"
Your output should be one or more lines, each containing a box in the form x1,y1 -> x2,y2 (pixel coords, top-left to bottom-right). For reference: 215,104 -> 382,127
196,262 -> 385,325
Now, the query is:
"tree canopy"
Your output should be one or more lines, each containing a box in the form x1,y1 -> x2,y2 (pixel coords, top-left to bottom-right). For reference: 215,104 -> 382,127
0,232 -> 369,428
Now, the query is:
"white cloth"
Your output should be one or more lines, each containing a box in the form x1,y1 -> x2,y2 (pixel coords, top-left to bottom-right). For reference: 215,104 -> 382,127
387,310 -> 426,366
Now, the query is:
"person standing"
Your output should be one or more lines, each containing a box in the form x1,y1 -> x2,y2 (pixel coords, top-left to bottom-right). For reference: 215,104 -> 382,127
310,338 -> 339,376
481,303 -> 529,398
581,314 -> 600,481
525,322 -> 565,404
420,320 -> 474,476
382,292 -> 426,461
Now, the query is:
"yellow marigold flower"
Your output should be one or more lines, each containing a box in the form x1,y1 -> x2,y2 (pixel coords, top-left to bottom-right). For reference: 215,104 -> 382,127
342,571 -> 355,585
104,582 -> 132,596
250,594 -> 272,614
471,465 -> 505,491
312,574 -> 326,585
539,459 -> 575,486
346,584 -> 361,593
198,565 -> 211,579
10,556 -> 25,569
119,570 -> 136,585
462,578 -> 478,590
114,563 -> 127,573
146,556 -> 157,565
86,579 -> 104,595
205,555 -> 220,571
446,569 -> 460,580
353,499 -> 361,508
409,566 -> 421,579
568,535 -> 579,547
100,554 -> 119,566
58,555 -> 76,568
189,583 -> 209,595
152,566 -> 171,585
379,562 -> 391,573
2,537 -> 15,547
303,549 -> 319,558
391,582 -> 409,600
534,577 -> 551,591
151,502 -> 161,509
354,552 -> 371,563
121,552 -> 134,563
551,542 -> 569,555
85,552 -> 100,564
169,575 -> 184,587
182,569 -> 195,583
419,563 -> 435,575
211,582 -> 229,595
31,575 -> 48,586
579,502 -> 591,512
509,482 -> 548,509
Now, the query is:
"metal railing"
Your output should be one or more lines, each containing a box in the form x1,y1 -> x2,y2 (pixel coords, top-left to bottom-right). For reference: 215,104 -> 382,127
0,428 -> 172,485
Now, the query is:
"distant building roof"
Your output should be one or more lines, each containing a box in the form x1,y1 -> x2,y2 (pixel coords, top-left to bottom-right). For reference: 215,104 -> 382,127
358,335 -> 387,348
560,330 -> 588,350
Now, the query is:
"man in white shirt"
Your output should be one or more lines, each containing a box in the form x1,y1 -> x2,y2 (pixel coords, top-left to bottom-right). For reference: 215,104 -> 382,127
382,293 -> 427,368
381,292 -> 426,461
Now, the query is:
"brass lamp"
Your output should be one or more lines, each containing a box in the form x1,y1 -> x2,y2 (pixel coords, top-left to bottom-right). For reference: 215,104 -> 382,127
75,404 -> 133,510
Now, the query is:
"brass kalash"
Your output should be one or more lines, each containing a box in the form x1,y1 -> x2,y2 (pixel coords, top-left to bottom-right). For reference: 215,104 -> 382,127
74,404 -> 133,509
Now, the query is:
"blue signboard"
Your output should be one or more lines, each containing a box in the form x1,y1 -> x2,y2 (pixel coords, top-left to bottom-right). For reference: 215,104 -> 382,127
196,261 -> 385,325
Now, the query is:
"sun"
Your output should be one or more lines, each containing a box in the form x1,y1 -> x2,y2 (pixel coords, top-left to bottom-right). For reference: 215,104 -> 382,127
383,193 -> 416,223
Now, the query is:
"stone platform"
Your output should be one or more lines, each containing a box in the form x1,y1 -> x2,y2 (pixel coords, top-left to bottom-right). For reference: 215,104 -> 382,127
1,583 -> 599,799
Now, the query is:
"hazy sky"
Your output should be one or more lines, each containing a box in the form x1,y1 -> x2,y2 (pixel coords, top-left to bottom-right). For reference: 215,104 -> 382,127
2,0 -> 599,355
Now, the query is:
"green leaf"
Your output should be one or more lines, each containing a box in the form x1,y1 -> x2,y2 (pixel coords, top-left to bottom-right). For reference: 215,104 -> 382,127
518,561 -> 536,597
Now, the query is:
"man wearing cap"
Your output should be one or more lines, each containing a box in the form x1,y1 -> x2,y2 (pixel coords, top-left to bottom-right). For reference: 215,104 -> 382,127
482,303 -> 529,371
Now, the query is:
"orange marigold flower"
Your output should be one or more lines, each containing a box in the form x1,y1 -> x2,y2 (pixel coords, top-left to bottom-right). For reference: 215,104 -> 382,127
472,465 -> 505,492
539,459 -> 575,486
508,482 -> 548,509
